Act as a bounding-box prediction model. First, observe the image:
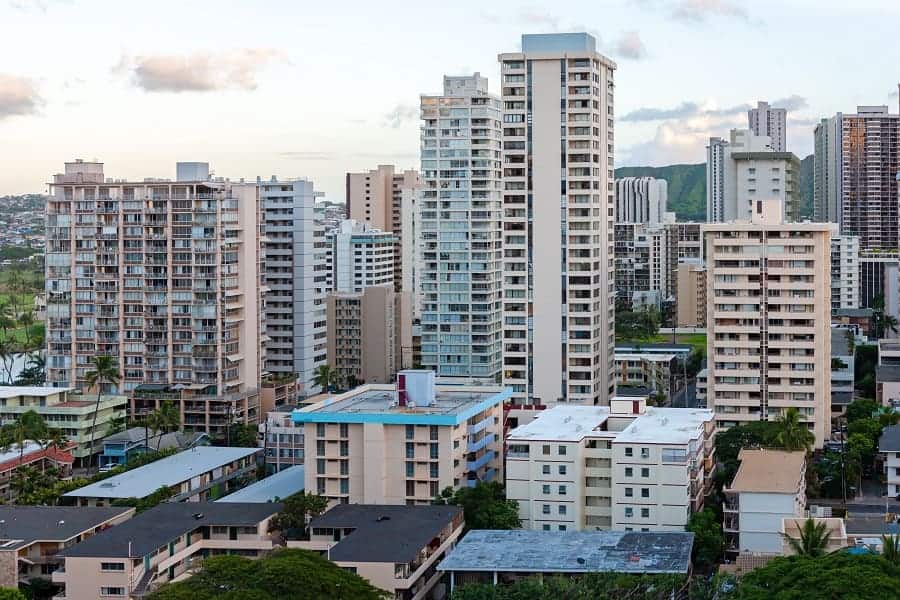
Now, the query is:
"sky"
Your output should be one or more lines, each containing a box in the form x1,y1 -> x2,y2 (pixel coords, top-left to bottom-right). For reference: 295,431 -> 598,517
0,0 -> 898,202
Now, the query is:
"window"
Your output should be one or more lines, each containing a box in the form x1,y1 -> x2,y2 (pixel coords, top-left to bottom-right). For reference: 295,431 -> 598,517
641,468 -> 650,478
662,448 -> 688,463
625,487 -> 633,497
406,462 -> 414,477
542,484 -> 551,494
559,445 -> 567,455
430,425 -> 439,440
339,423 -> 348,438
317,423 -> 325,437
430,463 -> 439,478
641,527 -> 650,532
316,440 -> 325,456
406,480 -> 415,496
542,445 -> 551,455
339,441 -> 349,457
641,488 -> 650,498
558,525 -> 567,531
641,448 -> 650,459
543,524 -> 551,531
625,467 -> 633,477
406,443 -> 415,459
542,504 -> 551,514
316,458 -> 325,475
641,508 -> 650,518
625,507 -> 633,518
625,447 -> 633,457
101,589 -> 126,597
558,485 -> 567,495
559,505 -> 567,515
340,479 -> 349,494
559,465 -> 567,475
101,562 -> 125,572
542,464 -> 551,474
406,424 -> 415,439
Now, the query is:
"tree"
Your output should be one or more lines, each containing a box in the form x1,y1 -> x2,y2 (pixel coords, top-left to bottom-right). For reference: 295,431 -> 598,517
449,573 -> 690,600
146,548 -> 388,600
434,481 -> 520,531
149,400 -> 180,450
785,518 -> 831,557
0,339 -> 17,384
84,355 -> 121,471
222,422 -> 259,448
18,310 -> 34,349
313,365 -> 341,393
686,508 -> 724,571
270,491 -> 329,540
846,398 -> 878,424
14,352 -> 45,385
882,535 -> 900,565
773,407 -> 814,452
0,588 -> 27,600
873,294 -> 899,339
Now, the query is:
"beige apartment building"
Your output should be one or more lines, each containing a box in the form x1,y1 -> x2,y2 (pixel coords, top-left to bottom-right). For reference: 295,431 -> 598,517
326,285 -> 399,385
46,160 -> 264,438
705,199 -> 831,447
506,397 -> 715,532
55,502 -> 280,599
499,33 -> 617,406
292,371 -> 507,505
676,261 -> 706,327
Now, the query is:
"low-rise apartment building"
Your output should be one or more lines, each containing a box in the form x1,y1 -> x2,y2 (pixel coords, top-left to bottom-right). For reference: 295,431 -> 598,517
127,385 -> 261,440
0,386 -> 126,466
259,407 -> 304,474
64,446 -> 260,506
506,398 -> 715,532
0,441 -> 76,501
293,504 -> 463,599
292,370 -> 508,505
723,449 -> 806,555
0,506 -> 133,590
879,425 -> 900,497
99,427 -> 209,469
614,351 -> 677,400
55,502 -> 281,599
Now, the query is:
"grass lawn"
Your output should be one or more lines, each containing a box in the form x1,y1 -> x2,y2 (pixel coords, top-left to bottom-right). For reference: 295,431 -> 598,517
0,323 -> 44,345
619,332 -> 707,355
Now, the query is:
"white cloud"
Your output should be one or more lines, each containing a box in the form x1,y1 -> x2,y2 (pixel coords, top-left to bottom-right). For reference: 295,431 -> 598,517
671,0 -> 748,21
614,31 -> 647,60
0,73 -> 42,120
115,48 -> 287,93
383,104 -> 418,129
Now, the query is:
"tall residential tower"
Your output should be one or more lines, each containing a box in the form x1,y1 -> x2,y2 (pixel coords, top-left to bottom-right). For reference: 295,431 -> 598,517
748,101 -> 787,152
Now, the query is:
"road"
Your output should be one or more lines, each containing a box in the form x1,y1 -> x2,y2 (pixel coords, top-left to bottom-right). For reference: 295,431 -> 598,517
670,382 -> 697,408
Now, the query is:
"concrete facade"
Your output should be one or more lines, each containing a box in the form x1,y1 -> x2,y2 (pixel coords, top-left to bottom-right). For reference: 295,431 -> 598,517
615,177 -> 669,225
676,261 -> 706,328
831,234 -> 860,311
748,101 -> 787,152
326,285 -> 399,385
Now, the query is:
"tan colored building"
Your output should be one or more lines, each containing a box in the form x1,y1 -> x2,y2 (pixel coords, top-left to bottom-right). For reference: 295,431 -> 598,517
46,160 -> 265,438
0,506 -> 133,591
0,386 -> 127,466
55,502 -> 280,599
293,371 -> 507,505
259,407 -> 304,474
292,504 -> 464,598
676,261 -> 706,327
705,199 -> 831,447
326,285 -> 399,385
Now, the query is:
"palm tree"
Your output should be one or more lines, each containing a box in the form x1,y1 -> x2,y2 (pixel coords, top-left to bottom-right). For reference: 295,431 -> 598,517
84,355 -> 121,472
774,407 -> 814,452
883,535 -> 900,564
785,518 -> 831,557
149,400 -> 180,451
845,328 -> 856,356
40,428 -> 68,474
18,310 -> 34,349
313,365 -> 341,393
0,339 -> 16,384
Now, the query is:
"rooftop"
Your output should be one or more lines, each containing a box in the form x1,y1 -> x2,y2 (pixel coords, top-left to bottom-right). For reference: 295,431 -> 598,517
831,328 -> 854,356
217,466 -> 304,503
615,386 -> 653,398
831,391 -> 854,406
63,447 -> 260,499
834,308 -> 874,318
845,517 -> 900,536
614,407 -> 714,444
507,406 -> 610,442
58,502 -> 280,558
292,384 -> 510,426
614,343 -> 692,354
309,504 -> 462,563
880,425 -> 900,452
0,386 -> 72,399
878,365 -> 900,383
615,352 -> 678,363
727,449 -> 806,494
0,506 -> 133,550
438,530 -> 693,574
521,32 -> 597,54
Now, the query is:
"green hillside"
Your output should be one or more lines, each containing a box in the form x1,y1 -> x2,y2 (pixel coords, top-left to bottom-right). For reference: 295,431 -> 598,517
615,154 -> 814,221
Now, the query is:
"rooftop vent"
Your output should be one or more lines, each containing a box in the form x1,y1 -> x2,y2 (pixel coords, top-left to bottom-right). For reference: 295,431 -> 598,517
376,515 -> 391,522
193,513 -> 204,520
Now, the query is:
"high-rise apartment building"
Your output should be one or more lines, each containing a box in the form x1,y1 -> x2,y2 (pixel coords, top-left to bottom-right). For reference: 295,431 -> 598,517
259,177 -> 326,396
615,177 -> 669,225
324,220 -> 396,293
499,32 -> 617,406
748,101 -> 787,152
419,73 -> 503,378
326,285 -> 399,385
814,106 -> 900,251
706,129 -> 800,224
676,261 -> 706,328
46,161 -> 264,436
705,199 -> 831,448
831,234 -> 860,311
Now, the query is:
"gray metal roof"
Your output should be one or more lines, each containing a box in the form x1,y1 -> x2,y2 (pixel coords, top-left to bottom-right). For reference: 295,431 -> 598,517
103,427 -> 208,451
880,425 -> 900,452
438,530 -> 694,574
309,504 -> 462,563
877,365 -> 900,383
216,466 -> 304,503
831,329 -> 853,356
0,506 -> 133,550
831,391 -> 854,406
58,502 -> 281,558
834,308 -> 874,318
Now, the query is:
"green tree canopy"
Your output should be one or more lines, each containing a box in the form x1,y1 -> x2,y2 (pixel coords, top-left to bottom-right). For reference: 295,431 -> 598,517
147,549 -> 387,600
785,518 -> 831,558
270,491 -> 328,540
846,398 -> 878,425
434,481 -> 520,531
0,588 -> 27,600
687,508 -> 724,571
449,573 -> 696,600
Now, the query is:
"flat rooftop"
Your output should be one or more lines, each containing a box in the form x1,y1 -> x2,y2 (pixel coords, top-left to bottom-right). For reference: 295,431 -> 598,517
217,466 -> 304,503
438,530 -> 693,574
615,352 -> 677,362
615,407 -> 713,444
877,365 -> 900,383
63,446 -> 260,499
508,406 -> 611,442
615,343 -> 692,353
292,384 -> 510,426
831,328 -> 854,356
58,502 -> 280,558
728,449 -> 805,494
880,425 -> 900,452
309,504 -> 462,564
0,506 -> 133,550
0,386 -> 72,398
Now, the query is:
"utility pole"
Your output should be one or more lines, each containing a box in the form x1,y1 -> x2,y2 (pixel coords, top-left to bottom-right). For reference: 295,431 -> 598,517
839,418 -> 848,506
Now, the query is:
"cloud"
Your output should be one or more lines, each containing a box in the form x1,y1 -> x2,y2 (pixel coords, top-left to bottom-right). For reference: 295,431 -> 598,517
614,31 -> 647,60
771,95 -> 808,111
383,104 -> 418,129
787,116 -> 820,128
671,0 -> 748,21
0,73 -> 42,120
517,9 -> 561,30
621,100 -> 753,122
890,88 -> 899,100
8,0 -> 64,12
280,150 -> 418,162
279,151 -> 336,161
115,48 -> 287,93
622,121 -> 712,166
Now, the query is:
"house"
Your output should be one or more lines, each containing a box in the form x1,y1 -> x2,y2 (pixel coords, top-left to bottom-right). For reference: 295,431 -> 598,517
99,427 -> 210,469
258,407 -> 304,474
831,327 -> 856,417
0,505 -> 133,591
781,518 -> 847,555
879,425 -> 900,497
63,446 -> 260,506
0,441 -> 76,501
877,366 -> 900,409
55,502 -> 281,599
723,449 -> 806,555
217,465 -> 304,503
292,504 -> 463,598
438,529 -> 694,591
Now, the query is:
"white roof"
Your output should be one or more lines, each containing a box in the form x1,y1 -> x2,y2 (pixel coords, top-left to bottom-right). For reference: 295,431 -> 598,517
614,407 -> 713,445
614,353 -> 677,362
0,386 -> 73,399
0,441 -> 44,462
64,447 -> 259,499
217,465 -> 304,503
507,406 -> 611,442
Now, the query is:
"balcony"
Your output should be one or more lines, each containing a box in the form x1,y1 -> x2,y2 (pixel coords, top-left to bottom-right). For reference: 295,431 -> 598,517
467,450 -> 494,472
